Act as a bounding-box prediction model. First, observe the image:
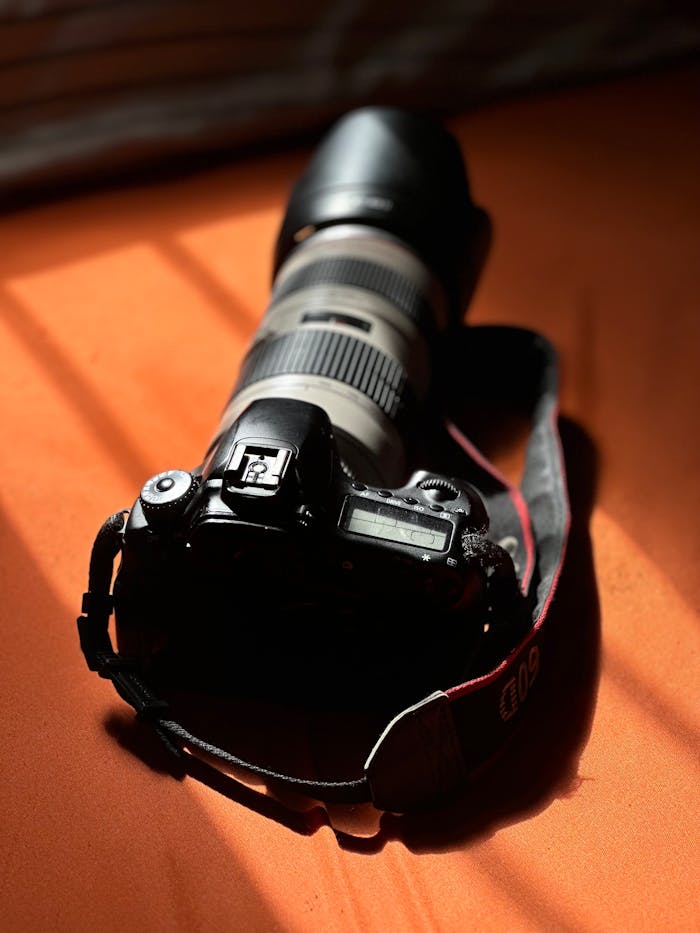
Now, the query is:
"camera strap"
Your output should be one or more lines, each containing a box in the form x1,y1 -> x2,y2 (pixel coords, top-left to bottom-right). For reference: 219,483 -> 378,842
77,324 -> 569,812
364,325 -> 570,809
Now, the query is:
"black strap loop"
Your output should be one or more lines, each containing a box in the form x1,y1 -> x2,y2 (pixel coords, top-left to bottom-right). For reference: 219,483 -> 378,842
158,720 -> 371,804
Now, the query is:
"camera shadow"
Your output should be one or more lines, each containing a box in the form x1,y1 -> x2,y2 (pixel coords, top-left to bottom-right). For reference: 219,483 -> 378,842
107,414 -> 600,850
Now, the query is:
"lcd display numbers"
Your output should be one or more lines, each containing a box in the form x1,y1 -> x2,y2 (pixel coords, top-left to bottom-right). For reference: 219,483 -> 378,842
341,497 -> 451,551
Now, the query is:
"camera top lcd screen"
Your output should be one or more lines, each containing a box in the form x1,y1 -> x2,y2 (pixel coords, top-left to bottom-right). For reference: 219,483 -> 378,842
342,497 -> 450,551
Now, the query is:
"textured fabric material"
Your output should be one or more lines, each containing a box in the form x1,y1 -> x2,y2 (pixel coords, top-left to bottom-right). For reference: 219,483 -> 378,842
0,64 -> 697,932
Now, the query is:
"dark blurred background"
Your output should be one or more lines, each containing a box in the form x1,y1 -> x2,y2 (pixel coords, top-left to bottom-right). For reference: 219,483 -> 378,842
1,0 -> 699,203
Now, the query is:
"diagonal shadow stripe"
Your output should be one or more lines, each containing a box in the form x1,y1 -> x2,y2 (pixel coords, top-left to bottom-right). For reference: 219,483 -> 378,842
470,841 -> 591,933
154,236 -> 259,337
603,649 -> 700,756
0,285 -> 151,489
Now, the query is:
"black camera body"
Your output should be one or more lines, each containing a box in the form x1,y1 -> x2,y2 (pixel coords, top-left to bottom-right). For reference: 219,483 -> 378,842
114,396 -> 496,698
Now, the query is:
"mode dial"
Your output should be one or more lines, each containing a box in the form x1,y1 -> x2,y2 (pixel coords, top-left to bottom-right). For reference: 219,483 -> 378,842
139,470 -> 197,526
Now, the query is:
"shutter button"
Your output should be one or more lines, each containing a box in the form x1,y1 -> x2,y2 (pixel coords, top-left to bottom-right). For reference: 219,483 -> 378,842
139,469 -> 197,526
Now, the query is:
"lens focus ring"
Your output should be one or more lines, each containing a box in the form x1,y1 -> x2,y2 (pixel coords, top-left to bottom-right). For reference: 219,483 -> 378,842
234,329 -> 414,422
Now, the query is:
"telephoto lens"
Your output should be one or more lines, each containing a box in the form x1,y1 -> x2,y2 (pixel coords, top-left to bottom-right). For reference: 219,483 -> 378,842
209,107 -> 490,486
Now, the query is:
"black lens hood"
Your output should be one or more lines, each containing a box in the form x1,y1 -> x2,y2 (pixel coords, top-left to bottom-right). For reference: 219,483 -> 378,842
273,107 -> 491,322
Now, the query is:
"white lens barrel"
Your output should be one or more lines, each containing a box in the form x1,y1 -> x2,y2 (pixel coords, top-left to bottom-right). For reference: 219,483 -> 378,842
214,226 -> 447,486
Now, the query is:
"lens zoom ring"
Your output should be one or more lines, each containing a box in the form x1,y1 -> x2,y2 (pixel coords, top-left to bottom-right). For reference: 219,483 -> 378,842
235,330 -> 411,420
271,256 -> 432,331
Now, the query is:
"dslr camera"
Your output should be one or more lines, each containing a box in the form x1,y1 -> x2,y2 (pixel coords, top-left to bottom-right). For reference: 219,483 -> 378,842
112,108 -> 526,705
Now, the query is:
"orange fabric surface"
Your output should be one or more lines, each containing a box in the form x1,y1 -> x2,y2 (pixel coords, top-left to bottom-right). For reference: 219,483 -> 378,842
1,64 -> 698,932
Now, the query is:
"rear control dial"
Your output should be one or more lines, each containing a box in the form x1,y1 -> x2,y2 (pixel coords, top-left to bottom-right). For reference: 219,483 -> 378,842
418,477 -> 460,502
